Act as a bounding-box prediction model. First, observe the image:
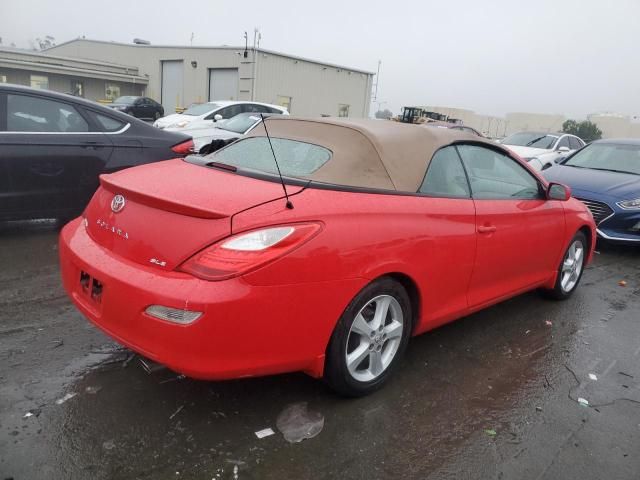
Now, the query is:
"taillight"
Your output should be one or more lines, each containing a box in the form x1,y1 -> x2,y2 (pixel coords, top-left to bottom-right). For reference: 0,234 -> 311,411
178,223 -> 322,281
171,139 -> 194,155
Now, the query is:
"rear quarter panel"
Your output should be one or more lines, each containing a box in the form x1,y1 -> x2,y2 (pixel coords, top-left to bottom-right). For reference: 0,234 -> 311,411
234,187 -> 478,336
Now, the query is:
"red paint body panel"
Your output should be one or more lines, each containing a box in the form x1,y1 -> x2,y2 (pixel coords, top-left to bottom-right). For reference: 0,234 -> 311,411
469,198 -> 565,306
100,159 -> 303,219
59,158 -> 596,381
60,218 -> 365,379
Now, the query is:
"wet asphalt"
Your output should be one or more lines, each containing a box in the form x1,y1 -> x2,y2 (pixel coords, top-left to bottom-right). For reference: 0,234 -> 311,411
1,221 -> 639,480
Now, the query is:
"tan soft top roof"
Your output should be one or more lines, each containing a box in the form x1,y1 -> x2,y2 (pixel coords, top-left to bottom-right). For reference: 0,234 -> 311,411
246,117 -> 500,192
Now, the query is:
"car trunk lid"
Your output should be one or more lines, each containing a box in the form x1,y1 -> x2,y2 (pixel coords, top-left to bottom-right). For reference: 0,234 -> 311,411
83,159 -> 303,270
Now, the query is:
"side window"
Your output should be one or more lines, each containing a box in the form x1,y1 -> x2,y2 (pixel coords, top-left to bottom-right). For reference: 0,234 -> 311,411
457,145 -> 542,200
7,94 -> 88,132
419,146 -> 470,198
92,112 -> 127,132
557,136 -> 571,149
243,104 -> 269,113
568,137 -> 583,150
218,104 -> 243,119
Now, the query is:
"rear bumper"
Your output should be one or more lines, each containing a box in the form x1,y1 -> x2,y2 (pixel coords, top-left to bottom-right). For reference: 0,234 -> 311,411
59,218 -> 365,379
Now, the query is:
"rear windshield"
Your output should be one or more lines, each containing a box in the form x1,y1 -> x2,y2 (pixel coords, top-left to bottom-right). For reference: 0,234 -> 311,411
210,137 -> 332,177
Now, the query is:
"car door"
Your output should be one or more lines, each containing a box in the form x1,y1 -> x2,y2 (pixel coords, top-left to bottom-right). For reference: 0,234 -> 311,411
0,91 -> 113,220
457,144 -> 565,307
86,110 -> 142,170
132,98 -> 145,118
140,98 -> 156,119
568,136 -> 583,151
555,135 -> 572,160
217,104 -> 243,121
417,146 -> 477,323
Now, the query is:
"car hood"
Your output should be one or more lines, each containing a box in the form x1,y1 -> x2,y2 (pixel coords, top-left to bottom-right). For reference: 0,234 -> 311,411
107,103 -> 129,108
503,145 -> 551,158
543,165 -> 640,200
84,159 -> 305,269
155,113 -> 191,127
192,128 -> 243,146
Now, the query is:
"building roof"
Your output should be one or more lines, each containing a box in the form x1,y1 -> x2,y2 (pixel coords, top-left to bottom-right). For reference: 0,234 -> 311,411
0,46 -> 148,83
47,38 -> 376,75
245,117 -> 496,192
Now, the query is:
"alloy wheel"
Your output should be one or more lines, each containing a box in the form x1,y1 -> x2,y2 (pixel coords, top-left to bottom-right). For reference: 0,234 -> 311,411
560,240 -> 584,292
345,295 -> 404,382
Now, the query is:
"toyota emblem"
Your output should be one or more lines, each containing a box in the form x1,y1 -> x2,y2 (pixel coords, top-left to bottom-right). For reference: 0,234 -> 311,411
111,195 -> 126,213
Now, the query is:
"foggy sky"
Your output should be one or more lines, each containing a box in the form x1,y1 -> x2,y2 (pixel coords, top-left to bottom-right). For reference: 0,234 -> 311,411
2,0 -> 639,118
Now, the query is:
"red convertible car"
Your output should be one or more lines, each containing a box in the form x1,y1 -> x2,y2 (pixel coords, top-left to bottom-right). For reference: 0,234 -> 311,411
60,117 -> 595,396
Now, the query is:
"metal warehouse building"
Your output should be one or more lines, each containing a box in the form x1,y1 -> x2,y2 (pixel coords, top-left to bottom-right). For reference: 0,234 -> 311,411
0,47 -> 147,100
46,39 -> 374,118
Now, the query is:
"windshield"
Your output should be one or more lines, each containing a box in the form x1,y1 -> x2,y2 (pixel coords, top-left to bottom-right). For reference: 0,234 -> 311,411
564,143 -> 640,175
218,114 -> 263,134
502,132 -> 558,149
210,137 -> 332,177
113,96 -> 137,105
183,103 -> 223,116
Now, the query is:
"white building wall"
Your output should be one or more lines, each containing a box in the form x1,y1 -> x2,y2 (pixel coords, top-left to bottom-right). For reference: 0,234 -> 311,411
504,112 -> 566,135
256,52 -> 371,117
47,40 -> 373,117
587,114 -> 631,138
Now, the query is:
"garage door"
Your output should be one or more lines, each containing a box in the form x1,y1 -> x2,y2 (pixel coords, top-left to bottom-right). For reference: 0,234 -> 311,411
161,60 -> 184,114
208,68 -> 239,101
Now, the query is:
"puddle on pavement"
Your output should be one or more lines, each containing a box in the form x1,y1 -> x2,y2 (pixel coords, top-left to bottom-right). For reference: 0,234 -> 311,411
276,402 -> 324,443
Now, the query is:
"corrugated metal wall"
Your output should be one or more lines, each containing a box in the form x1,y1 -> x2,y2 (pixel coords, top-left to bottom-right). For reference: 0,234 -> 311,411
0,67 -> 144,100
48,41 -> 373,117
254,52 -> 371,117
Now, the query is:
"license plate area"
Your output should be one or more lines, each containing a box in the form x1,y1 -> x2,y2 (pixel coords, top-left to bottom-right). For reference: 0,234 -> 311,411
79,270 -> 104,304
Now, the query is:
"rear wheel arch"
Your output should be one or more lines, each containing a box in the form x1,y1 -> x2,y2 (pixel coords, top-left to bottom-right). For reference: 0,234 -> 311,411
382,272 -> 421,334
323,274 -> 416,396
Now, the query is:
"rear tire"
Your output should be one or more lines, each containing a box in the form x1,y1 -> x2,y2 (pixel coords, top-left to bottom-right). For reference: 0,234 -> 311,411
324,277 -> 412,397
544,231 -> 587,300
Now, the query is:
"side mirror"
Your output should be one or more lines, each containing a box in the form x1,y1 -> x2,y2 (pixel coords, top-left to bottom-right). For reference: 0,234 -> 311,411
547,182 -> 571,201
557,146 -> 570,153
214,114 -> 223,122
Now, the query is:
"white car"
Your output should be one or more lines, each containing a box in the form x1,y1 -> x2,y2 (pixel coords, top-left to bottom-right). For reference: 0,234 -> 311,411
189,112 -> 283,152
500,132 -> 585,171
153,101 -> 288,130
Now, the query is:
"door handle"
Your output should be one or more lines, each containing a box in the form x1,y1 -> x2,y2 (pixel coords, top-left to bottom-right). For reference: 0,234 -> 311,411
478,225 -> 497,234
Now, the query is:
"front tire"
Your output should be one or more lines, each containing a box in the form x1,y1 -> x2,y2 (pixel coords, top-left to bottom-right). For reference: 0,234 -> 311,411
545,231 -> 587,300
325,277 -> 412,396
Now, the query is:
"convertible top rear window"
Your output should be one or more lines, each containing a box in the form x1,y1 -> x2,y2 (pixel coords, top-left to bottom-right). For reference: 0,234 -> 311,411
211,137 -> 332,177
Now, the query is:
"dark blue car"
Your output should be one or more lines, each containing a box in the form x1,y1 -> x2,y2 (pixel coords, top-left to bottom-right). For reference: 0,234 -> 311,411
543,139 -> 640,244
